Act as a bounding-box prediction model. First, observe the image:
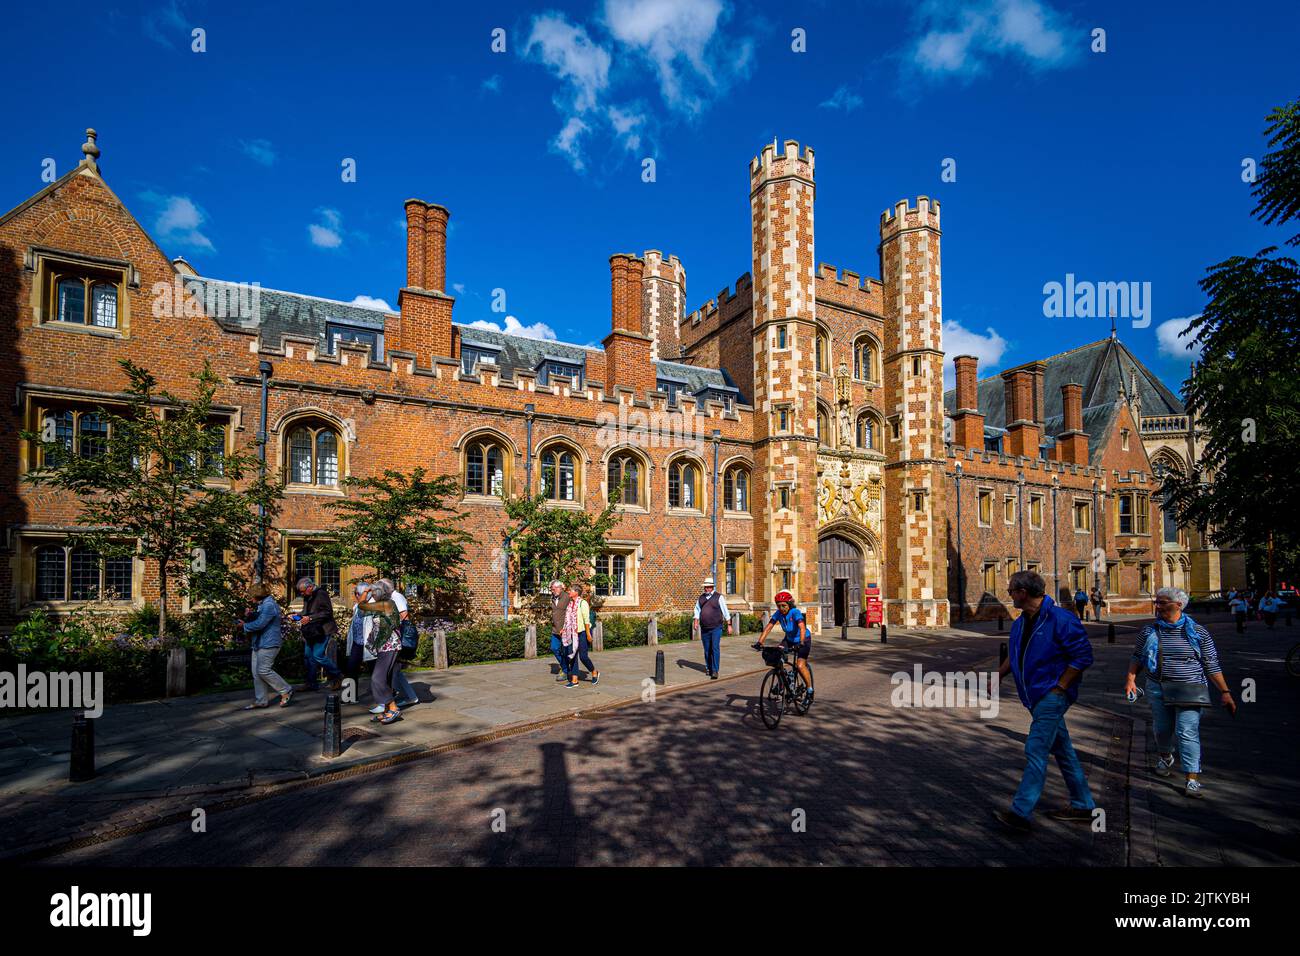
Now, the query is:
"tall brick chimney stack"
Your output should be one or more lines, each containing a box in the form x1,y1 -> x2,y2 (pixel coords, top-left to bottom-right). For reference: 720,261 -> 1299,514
395,199 -> 455,367
641,250 -> 685,362
602,254 -> 655,393
1055,382 -> 1090,465
950,355 -> 985,449
1001,366 -> 1041,458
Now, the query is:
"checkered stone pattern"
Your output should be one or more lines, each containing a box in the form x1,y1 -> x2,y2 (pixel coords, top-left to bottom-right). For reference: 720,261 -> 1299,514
749,140 -> 820,628
880,199 -> 949,628
641,251 -> 685,362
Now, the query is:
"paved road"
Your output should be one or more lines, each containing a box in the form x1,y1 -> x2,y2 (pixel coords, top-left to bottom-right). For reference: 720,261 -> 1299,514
40,631 -> 1127,866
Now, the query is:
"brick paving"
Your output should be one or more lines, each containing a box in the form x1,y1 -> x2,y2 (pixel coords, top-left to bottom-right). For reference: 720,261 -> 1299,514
11,613 -> 1297,866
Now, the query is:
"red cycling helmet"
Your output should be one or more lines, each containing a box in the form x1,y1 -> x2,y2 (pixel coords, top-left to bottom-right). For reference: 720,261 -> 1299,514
774,590 -> 795,605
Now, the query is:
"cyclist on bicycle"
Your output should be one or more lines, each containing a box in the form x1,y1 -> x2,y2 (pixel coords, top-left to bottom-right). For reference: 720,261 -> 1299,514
754,590 -> 812,706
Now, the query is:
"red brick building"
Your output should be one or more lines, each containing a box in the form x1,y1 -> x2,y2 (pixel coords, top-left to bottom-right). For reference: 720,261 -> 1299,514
0,130 -> 1170,632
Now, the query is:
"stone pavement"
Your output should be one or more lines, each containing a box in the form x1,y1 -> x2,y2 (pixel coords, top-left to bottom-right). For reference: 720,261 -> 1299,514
0,629 -> 793,859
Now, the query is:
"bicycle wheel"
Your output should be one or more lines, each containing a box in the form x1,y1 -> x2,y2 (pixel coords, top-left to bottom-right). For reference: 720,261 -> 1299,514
792,662 -> 814,715
1286,643 -> 1300,678
759,669 -> 785,729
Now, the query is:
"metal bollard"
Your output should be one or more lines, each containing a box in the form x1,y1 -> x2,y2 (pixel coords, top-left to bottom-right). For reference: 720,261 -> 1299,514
70,712 -> 95,782
654,649 -> 665,685
999,641 -> 1008,665
880,623 -> 887,644
323,693 -> 342,758
1107,621 -> 1116,644
841,621 -> 848,641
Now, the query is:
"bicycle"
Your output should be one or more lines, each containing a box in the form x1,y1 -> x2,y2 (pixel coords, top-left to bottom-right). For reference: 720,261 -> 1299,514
755,642 -> 813,729
1286,642 -> 1300,678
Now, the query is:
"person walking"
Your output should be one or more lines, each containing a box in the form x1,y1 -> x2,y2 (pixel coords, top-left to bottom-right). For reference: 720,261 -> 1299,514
565,583 -> 599,686
693,576 -> 731,679
993,570 -> 1096,833
344,582 -> 377,682
362,580 -> 404,725
237,583 -> 293,710
295,576 -> 342,692
1089,584 -> 1105,623
1258,591 -> 1281,630
1229,592 -> 1248,633
548,580 -> 572,683
1073,587 -> 1089,621
1123,586 -> 1236,798
378,578 -> 420,707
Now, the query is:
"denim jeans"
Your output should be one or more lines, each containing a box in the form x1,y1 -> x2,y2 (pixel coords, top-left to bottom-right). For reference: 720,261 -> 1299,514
1147,680 -> 1203,774
700,625 -> 722,674
251,647 -> 291,705
303,639 -> 341,687
550,634 -> 567,675
1010,691 -> 1096,819
393,665 -> 417,703
574,631 -> 596,675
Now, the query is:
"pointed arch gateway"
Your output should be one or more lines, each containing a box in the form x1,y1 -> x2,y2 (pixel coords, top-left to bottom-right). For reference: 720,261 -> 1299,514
817,523 -> 882,628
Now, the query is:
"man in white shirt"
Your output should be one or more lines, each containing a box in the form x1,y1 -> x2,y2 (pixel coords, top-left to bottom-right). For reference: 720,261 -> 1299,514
693,576 -> 732,679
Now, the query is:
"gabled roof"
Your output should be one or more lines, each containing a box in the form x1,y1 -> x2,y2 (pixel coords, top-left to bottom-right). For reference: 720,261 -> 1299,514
944,336 -> 1182,429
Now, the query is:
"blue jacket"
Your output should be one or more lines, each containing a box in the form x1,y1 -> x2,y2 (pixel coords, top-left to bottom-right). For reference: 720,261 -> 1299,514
1137,614 -> 1204,674
243,595 -> 284,651
1008,595 -> 1093,710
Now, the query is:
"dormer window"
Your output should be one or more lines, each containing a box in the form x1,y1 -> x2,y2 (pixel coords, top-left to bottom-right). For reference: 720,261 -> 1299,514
697,388 -> 735,411
327,322 -> 380,361
461,344 -> 501,376
537,359 -> 583,388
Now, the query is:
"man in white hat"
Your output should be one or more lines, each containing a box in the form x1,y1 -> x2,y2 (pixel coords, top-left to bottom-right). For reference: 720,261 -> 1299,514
693,575 -> 732,679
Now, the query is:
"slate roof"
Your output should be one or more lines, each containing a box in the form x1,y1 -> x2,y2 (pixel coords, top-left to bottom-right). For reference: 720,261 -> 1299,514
942,337 -> 1175,466
943,337 -> 1183,429
187,274 -> 734,393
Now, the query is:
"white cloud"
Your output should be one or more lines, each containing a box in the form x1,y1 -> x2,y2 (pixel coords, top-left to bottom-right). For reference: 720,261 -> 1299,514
349,295 -> 393,312
526,14 -> 612,113
943,320 -> 1008,387
606,105 -> 646,152
551,116 -> 592,171
141,191 -> 215,252
482,74 -> 502,94
1156,315 -> 1204,361
603,0 -> 740,116
452,282 -> 467,295
468,315 -> 558,341
142,0 -> 187,48
309,209 -> 343,249
912,0 -> 1075,78
240,139 -> 277,166
820,85 -> 865,112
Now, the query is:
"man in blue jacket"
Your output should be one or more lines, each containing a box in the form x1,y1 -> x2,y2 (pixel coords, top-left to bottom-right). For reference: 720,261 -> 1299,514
993,570 -> 1097,833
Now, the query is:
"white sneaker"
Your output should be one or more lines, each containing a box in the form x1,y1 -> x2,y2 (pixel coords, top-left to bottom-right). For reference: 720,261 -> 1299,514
1155,754 -> 1176,777
1185,779 -> 1205,799
368,704 -> 386,714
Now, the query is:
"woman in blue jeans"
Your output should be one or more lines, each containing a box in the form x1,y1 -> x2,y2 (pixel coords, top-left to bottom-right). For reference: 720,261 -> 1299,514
1124,586 -> 1237,798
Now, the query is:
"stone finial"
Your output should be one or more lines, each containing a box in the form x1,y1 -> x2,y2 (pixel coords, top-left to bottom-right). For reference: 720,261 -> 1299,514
80,128 -> 101,172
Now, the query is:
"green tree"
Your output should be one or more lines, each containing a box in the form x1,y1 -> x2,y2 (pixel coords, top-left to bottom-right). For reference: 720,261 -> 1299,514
22,360 -> 283,640
503,491 -> 622,622
317,468 -> 474,620
1163,98 -> 1300,585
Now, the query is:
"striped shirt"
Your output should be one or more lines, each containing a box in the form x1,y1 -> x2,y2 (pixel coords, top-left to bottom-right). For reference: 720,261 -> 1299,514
1132,621 -> 1221,685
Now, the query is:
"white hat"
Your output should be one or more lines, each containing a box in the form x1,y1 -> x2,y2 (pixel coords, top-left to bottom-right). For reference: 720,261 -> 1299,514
702,577 -> 715,587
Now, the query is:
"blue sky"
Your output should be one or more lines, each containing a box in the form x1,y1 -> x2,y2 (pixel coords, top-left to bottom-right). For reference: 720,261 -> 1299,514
3,0 -> 1296,393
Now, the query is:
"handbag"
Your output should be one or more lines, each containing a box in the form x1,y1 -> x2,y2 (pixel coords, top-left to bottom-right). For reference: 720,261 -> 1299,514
398,619 -> 420,660
1154,627 -> 1213,707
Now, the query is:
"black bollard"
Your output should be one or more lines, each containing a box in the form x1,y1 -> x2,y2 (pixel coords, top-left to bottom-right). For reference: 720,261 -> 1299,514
1107,621 -> 1116,644
999,641 -> 1008,665
841,621 -> 848,641
998,616 -> 1004,632
654,650 -> 665,685
323,693 -> 342,758
880,623 -> 888,644
70,712 -> 94,782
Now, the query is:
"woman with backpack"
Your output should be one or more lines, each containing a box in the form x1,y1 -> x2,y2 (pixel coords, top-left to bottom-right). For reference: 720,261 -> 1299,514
1122,586 -> 1236,798
363,580 -> 404,725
